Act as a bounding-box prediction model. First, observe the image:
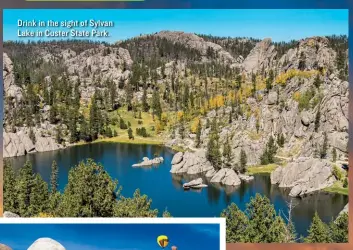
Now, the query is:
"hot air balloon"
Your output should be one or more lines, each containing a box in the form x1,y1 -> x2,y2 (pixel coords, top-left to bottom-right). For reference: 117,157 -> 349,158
157,235 -> 169,249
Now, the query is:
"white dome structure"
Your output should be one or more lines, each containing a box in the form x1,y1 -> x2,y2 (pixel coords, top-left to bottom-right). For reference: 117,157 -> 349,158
27,238 -> 66,250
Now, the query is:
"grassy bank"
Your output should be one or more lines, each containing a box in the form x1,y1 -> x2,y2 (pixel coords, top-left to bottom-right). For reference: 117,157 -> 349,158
324,181 -> 349,196
246,164 -> 278,175
73,108 -> 167,147
73,135 -> 164,147
95,135 -> 164,145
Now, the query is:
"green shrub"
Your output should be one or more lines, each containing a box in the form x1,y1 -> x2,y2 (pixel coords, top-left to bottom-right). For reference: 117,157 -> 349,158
332,165 -> 343,180
343,177 -> 348,188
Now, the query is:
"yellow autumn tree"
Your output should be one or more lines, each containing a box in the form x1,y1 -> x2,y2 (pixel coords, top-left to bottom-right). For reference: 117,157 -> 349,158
275,69 -> 318,85
177,111 -> 184,121
190,117 -> 200,133
156,121 -> 164,134
209,95 -> 225,109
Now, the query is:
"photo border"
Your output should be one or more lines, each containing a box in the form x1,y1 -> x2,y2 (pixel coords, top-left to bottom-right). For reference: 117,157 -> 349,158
0,7 -> 351,250
0,217 -> 226,250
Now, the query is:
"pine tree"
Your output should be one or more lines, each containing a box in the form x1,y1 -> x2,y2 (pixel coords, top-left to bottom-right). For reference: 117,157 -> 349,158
298,52 -> 306,70
195,119 -> 202,148
57,159 -> 118,217
277,133 -> 285,147
114,189 -> 158,217
336,49 -> 346,80
50,161 -> 59,194
80,119 -> 90,142
128,127 -> 134,140
286,221 -> 297,243
266,78 -> 272,92
314,108 -> 321,132
205,118 -> 210,129
221,203 -> 249,243
125,82 -> 133,111
106,127 -> 113,138
223,136 -> 232,166
206,118 -> 222,170
183,84 -> 190,111
330,212 -> 348,243
55,126 -> 63,144
251,72 -> 257,97
161,64 -> 166,79
332,148 -> 337,162
236,74 -> 242,89
314,74 -> 322,88
29,127 -> 36,144
142,84 -> 149,112
69,110 -> 78,143
268,69 -> 274,84
49,103 -> 58,124
152,87 -> 162,120
89,94 -> 100,140
228,112 -> 233,124
3,161 -> 18,213
256,119 -> 260,134
179,117 -> 185,139
239,149 -> 247,174
305,212 -> 332,243
320,132 -> 328,159
162,208 -> 172,218
260,136 -> 277,164
17,161 -> 35,217
28,174 -> 49,216
245,194 -> 287,243
267,216 -> 288,243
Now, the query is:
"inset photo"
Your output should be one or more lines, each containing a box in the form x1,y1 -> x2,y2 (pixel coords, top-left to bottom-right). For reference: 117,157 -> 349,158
0,218 -> 225,250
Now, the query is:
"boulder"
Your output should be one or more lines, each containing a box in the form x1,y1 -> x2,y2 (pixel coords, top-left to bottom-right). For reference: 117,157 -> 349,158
171,152 -> 183,165
210,168 -> 241,186
238,174 -> 254,182
270,158 -> 336,197
3,211 -> 20,218
270,167 -> 284,185
267,91 -> 278,105
3,128 -> 64,158
300,111 -> 312,126
205,169 -> 217,178
183,178 -> 208,189
3,53 -> 23,102
28,238 -> 65,250
0,244 -> 12,250
170,150 -> 213,174
35,137 -> 62,153
243,38 -> 276,73
338,203 -> 348,217
183,178 -> 202,187
132,156 -> 164,167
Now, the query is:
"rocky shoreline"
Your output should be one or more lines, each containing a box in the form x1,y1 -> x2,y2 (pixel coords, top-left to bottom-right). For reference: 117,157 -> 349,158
270,157 -> 336,197
170,149 -> 346,198
170,150 -> 253,187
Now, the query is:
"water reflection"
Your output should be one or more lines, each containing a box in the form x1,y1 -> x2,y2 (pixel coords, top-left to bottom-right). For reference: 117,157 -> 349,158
7,143 -> 348,237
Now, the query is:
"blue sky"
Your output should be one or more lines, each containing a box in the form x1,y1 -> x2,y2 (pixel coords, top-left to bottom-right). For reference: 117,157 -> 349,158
0,223 -> 220,250
3,9 -> 348,43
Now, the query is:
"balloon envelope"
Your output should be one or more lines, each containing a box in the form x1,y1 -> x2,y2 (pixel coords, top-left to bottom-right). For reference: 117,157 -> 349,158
157,235 -> 169,248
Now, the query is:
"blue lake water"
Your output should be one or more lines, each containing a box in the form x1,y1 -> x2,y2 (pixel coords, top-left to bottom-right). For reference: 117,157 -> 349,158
8,142 -> 348,238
